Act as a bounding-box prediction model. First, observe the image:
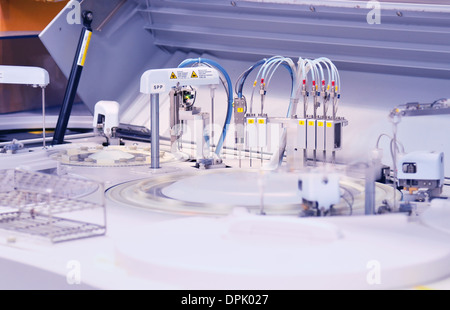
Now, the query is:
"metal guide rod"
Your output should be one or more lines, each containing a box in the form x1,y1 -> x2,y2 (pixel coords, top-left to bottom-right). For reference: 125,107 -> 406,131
313,86 -> 317,165
211,91 -> 215,151
322,84 -> 327,162
41,87 -> 46,149
365,164 -> 376,215
151,93 -> 160,169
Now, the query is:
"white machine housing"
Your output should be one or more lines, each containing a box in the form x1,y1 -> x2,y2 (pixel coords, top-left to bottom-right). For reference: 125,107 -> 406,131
299,172 -> 341,212
397,151 -> 444,190
93,100 -> 120,138
140,67 -> 219,94
0,65 -> 49,87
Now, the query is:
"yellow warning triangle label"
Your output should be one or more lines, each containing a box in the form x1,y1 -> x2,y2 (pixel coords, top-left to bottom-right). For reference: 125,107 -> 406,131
170,72 -> 177,79
191,71 -> 198,78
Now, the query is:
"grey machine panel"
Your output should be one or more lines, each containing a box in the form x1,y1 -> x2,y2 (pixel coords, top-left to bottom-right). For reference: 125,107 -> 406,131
40,0 -> 450,117
39,0 -> 180,115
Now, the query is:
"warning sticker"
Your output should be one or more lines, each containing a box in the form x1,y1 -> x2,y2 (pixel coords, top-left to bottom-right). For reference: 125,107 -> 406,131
197,69 -> 214,79
166,68 -> 217,82
77,30 -> 92,67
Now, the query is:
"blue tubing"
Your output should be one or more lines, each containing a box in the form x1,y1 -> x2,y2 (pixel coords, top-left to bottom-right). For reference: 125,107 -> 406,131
178,58 -> 233,156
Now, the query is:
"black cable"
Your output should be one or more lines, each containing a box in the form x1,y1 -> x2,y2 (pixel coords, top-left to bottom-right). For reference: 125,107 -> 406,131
341,195 -> 353,216
431,98 -> 447,107
340,186 -> 355,205
340,186 -> 354,216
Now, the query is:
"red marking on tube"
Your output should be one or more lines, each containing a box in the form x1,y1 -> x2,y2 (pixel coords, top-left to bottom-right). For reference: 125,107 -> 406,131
332,81 -> 335,87
312,81 -> 316,86
303,79 -> 306,85
261,78 -> 264,84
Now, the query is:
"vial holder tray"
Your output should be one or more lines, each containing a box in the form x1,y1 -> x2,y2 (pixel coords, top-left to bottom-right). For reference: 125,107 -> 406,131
0,169 -> 106,243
